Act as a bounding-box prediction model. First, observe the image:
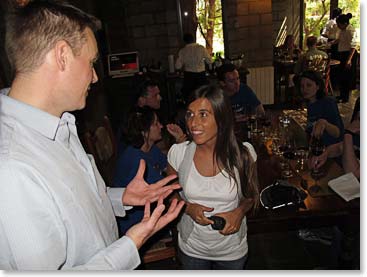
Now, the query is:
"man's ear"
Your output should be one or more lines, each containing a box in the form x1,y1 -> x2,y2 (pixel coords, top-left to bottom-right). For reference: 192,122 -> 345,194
219,80 -> 226,88
54,40 -> 70,71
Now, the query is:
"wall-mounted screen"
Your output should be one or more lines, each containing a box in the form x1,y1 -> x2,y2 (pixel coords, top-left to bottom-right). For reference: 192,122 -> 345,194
107,51 -> 139,78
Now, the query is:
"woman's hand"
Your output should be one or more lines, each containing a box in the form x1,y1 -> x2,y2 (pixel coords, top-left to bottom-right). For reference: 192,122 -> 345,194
166,124 -> 186,143
345,118 -> 360,134
185,202 -> 214,226
312,119 -> 328,139
215,198 -> 253,236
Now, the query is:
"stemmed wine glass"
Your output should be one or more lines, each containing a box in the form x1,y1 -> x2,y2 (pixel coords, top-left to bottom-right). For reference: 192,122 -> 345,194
248,109 -> 259,134
281,137 -> 295,178
308,136 -> 326,193
295,146 -> 309,173
258,111 -> 271,142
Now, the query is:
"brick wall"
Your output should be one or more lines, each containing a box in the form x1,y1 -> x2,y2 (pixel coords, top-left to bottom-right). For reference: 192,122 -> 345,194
223,0 -> 273,68
102,0 -> 180,70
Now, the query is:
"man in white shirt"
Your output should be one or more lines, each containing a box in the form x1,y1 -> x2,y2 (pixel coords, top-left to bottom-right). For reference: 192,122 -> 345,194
175,33 -> 212,102
321,8 -> 342,59
0,1 -> 184,270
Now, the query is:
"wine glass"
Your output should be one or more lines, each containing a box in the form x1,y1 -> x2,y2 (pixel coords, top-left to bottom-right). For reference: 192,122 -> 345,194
248,109 -> 258,134
258,110 -> 271,141
281,137 -> 295,178
308,136 -> 326,193
295,146 -> 309,173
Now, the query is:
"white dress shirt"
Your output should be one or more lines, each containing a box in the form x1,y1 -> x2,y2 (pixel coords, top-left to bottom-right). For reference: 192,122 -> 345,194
322,19 -> 338,40
175,43 -> 212,73
336,25 -> 357,52
0,94 -> 140,270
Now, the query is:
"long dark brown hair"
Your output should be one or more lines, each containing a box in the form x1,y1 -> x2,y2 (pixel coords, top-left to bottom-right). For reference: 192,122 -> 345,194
187,85 -> 259,209
123,107 -> 156,149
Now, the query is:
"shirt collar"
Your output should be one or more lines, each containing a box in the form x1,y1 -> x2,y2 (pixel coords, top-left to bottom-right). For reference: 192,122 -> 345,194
0,94 -> 76,140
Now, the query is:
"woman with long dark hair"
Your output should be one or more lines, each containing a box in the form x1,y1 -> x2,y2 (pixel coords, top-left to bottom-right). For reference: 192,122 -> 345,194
299,70 -> 344,146
309,97 -> 359,178
166,85 -> 259,269
113,108 -> 167,234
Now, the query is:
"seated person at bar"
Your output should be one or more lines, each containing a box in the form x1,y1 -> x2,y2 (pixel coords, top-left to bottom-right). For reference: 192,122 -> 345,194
114,108 -> 168,234
276,34 -> 301,61
299,70 -> 343,146
118,79 -> 186,153
217,63 -> 264,121
294,36 -> 329,75
0,0 -> 184,270
309,97 -> 359,178
136,79 -> 162,110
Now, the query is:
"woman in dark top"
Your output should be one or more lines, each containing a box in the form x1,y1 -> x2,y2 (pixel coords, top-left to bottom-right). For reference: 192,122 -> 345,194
309,97 -> 359,178
114,107 -> 187,235
113,108 -> 167,234
299,70 -> 344,146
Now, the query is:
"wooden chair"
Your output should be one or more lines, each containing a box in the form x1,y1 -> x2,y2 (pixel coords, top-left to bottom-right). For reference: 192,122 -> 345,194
142,225 -> 178,265
82,115 -> 118,185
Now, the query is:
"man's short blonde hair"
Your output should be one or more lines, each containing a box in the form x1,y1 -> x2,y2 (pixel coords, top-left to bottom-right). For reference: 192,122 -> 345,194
5,0 -> 98,74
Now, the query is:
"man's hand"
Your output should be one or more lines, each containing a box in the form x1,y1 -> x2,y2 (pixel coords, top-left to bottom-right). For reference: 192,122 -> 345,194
126,197 -> 185,249
122,160 -> 181,206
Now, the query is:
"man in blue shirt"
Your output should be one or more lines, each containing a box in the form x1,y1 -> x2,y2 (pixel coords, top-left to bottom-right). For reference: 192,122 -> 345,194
217,63 -> 264,121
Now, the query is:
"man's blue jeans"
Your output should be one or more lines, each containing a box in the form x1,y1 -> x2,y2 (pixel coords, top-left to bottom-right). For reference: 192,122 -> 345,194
178,248 -> 248,270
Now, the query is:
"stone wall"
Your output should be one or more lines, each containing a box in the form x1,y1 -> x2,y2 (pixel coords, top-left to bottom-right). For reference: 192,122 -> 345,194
99,0 -> 180,70
223,0 -> 273,68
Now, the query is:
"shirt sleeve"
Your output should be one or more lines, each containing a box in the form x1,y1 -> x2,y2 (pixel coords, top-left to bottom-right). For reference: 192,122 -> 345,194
106,187 -> 132,217
241,84 -> 261,108
202,46 -> 212,65
349,26 -> 357,48
72,236 -> 140,270
324,99 -> 344,131
167,142 -> 187,171
242,142 -> 257,162
0,162 -> 139,270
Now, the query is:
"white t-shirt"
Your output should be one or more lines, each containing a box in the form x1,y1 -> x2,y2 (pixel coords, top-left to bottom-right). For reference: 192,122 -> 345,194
167,141 -> 257,261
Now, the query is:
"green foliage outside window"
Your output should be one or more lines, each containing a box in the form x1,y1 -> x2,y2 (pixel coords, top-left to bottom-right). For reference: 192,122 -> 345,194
196,0 -> 224,57
304,0 -> 360,49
